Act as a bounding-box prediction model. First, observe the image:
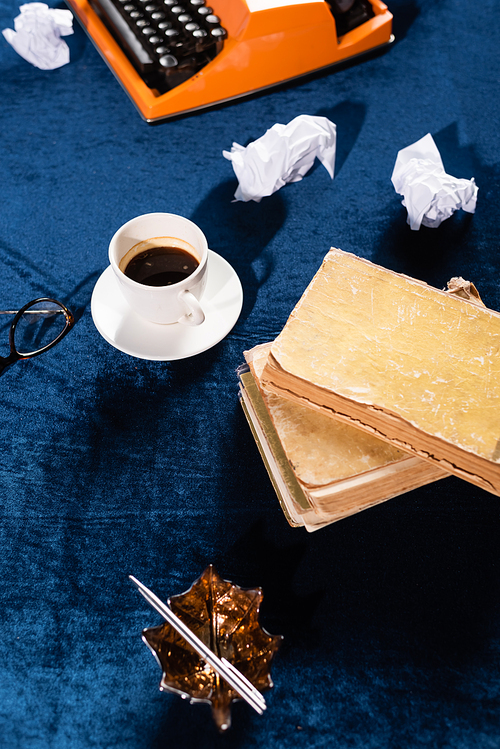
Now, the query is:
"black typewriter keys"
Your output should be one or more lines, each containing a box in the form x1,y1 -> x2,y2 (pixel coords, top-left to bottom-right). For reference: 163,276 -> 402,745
95,0 -> 228,94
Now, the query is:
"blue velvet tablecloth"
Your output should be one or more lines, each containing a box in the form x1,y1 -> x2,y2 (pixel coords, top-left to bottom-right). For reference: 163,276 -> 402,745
0,1 -> 499,746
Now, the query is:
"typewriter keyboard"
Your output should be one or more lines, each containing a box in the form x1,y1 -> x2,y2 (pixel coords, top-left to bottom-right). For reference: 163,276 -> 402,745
88,0 -> 228,92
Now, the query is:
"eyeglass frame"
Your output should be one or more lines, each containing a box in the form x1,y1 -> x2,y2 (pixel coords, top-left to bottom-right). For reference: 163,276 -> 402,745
0,297 -> 75,376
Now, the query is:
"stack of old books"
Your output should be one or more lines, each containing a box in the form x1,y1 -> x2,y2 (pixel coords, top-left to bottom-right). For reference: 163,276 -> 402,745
238,248 -> 500,531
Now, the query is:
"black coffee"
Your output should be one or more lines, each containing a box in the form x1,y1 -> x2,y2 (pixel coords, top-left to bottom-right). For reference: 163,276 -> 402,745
124,246 -> 199,287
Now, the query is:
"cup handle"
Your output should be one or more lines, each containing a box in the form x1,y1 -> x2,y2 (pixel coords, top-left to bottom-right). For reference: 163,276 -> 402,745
177,289 -> 205,326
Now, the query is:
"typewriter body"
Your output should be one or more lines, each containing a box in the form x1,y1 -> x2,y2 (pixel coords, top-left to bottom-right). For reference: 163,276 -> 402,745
66,0 -> 393,122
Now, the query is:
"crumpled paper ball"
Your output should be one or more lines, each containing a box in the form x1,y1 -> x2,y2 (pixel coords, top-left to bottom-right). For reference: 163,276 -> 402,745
391,133 -> 478,230
2,2 -> 74,70
223,114 -> 337,202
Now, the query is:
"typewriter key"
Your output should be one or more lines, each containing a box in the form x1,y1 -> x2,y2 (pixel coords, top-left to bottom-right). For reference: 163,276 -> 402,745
170,5 -> 185,14
129,10 -> 144,18
178,13 -> 192,22
185,22 -> 200,31
123,4 -> 135,11
148,35 -> 162,43
164,28 -> 179,38
210,26 -> 227,40
189,0 -> 204,5
197,6 -> 211,15
159,53 -> 178,67
193,27 -> 208,50
151,11 -> 165,19
155,45 -> 169,53
136,18 -> 148,26
142,25 -> 155,34
205,14 -> 220,24
158,20 -> 172,28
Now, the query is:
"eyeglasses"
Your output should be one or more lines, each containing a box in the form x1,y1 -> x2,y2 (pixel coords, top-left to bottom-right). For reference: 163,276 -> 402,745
0,298 -> 75,376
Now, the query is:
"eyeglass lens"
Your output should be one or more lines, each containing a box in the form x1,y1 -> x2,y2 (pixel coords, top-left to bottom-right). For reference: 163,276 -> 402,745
13,301 -> 69,356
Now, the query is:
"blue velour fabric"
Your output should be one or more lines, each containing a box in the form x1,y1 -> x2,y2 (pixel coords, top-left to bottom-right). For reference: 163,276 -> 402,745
0,1 -> 499,747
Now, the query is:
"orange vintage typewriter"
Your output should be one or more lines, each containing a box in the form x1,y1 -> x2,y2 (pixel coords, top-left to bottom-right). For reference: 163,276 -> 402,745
66,0 -> 393,122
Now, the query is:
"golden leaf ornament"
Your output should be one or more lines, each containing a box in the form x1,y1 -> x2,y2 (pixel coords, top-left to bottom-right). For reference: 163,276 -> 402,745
141,566 -> 282,731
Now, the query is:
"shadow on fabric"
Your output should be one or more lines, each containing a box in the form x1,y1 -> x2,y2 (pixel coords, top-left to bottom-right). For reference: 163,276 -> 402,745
388,0 -> 420,42
316,100 -> 366,177
149,695 -> 254,749
0,240 -> 98,323
63,271 -> 101,322
190,181 -> 286,324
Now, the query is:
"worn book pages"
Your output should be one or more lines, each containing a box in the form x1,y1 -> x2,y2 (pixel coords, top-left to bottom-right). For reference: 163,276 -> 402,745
238,366 -> 331,531
241,343 -> 446,530
262,248 -> 500,496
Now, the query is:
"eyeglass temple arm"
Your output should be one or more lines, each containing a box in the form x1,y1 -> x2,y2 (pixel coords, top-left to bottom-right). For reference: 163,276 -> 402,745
0,309 -> 67,315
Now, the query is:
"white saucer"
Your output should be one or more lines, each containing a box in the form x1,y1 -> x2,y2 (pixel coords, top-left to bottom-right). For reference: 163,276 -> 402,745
91,250 -> 243,361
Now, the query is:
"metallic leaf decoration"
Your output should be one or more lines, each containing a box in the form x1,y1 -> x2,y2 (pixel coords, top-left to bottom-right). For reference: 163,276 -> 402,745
142,565 -> 282,731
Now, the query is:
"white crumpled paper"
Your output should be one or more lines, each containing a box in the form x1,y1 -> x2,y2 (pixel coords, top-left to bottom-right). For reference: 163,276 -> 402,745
391,133 -> 478,230
3,3 -> 74,70
223,115 -> 337,202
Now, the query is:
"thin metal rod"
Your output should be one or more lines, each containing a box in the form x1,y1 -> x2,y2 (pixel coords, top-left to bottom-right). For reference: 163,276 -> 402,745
129,575 -> 266,714
0,309 -> 65,315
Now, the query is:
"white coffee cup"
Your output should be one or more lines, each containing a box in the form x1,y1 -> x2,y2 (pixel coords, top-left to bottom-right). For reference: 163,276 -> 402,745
109,213 -> 209,325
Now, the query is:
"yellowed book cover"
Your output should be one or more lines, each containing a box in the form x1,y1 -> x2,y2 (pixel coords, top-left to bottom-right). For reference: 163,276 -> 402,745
262,248 -> 500,496
239,343 -> 447,531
